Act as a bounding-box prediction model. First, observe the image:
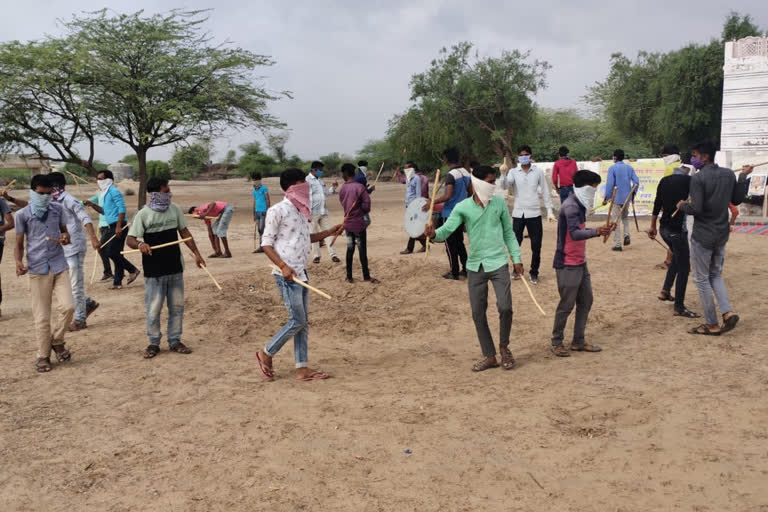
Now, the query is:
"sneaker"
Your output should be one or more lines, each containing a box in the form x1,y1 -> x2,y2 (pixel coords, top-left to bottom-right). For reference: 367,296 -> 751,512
612,246 -> 622,252
86,301 -> 100,317
313,257 -> 321,264
624,236 -> 631,246
442,272 -> 459,281
332,256 -> 341,263
100,273 -> 113,282
530,274 -> 539,285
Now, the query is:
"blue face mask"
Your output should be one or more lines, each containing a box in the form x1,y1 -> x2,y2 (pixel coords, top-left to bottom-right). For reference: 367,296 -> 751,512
316,170 -> 324,178
519,155 -> 532,166
29,190 -> 51,219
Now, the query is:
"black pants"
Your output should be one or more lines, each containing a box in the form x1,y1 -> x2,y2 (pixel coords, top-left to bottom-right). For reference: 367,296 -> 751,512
98,226 -> 113,276
660,226 -> 690,311
106,221 -> 138,286
513,215 -> 543,277
346,230 -> 370,280
444,224 -> 467,277
406,236 -> 426,252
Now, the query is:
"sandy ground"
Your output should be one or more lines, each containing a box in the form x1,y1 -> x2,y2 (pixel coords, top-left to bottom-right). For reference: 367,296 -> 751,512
1,177 -> 768,511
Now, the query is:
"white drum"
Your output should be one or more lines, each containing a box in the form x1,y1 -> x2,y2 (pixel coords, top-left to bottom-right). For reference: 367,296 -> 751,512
404,197 -> 430,238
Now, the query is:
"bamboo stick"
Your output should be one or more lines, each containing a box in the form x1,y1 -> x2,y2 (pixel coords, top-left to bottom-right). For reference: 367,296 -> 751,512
121,237 -> 191,255
519,270 -> 546,316
1,179 -> 17,194
65,170 -> 90,184
371,162 -> 385,187
184,214 -> 218,220
602,186 -> 618,244
200,265 -> 222,291
330,201 -> 356,247
90,250 -> 100,284
268,264 -> 332,300
424,170 -> 442,261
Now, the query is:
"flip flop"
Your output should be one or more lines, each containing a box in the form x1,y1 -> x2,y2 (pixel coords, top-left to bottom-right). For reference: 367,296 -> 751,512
255,351 -> 274,380
674,308 -> 701,318
551,345 -> 571,357
126,270 -> 141,285
688,324 -> 721,336
570,343 -> 602,352
295,370 -> 330,381
721,314 -> 740,333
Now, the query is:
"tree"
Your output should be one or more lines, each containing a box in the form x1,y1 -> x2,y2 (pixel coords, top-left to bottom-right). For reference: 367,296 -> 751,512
0,38 -> 99,172
318,152 -> 342,172
722,11 -> 763,41
170,139 -> 211,177
238,140 -> 277,176
223,149 -> 237,167
121,154 -> 139,167
266,131 -> 290,163
67,9 -> 287,207
146,160 -> 171,180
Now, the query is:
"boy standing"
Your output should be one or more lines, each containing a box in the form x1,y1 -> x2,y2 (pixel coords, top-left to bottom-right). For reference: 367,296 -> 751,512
251,172 -> 271,253
551,170 -> 615,357
426,166 -> 523,372
307,161 -> 340,264
256,168 -> 343,381
339,163 -> 379,284
551,146 -> 578,203
189,201 -> 234,258
127,178 -> 205,358
603,149 -> 640,251
95,170 -> 140,288
13,174 -> 75,372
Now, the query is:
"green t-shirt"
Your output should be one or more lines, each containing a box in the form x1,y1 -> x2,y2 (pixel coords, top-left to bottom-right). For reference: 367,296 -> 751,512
128,204 -> 188,273
434,195 -> 522,273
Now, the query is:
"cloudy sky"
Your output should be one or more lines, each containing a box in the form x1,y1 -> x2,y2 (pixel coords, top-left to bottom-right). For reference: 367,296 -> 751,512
1,0 -> 767,164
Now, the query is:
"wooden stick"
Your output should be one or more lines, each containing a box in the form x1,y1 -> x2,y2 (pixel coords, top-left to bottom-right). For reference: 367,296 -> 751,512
90,250 -> 100,284
371,162 -> 385,187
670,206 -> 681,218
184,214 -> 218,220
201,265 -> 222,291
519,271 -> 546,316
643,229 -> 670,251
65,169 -> 90,184
424,170 -> 442,261
602,186 -> 618,243
268,264 -> 332,300
121,237 -> 191,255
330,201 -> 357,247
253,223 -> 258,251
744,160 -> 768,170
1,179 -> 17,194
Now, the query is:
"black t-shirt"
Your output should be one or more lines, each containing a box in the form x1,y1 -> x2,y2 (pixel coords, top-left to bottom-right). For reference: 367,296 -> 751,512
653,173 -> 691,231
142,228 -> 183,277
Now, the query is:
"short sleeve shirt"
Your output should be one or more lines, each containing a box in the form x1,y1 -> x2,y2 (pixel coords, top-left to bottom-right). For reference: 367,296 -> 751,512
0,198 -> 10,240
128,204 -> 187,277
14,203 -> 69,275
262,199 -> 311,282
252,185 -> 269,213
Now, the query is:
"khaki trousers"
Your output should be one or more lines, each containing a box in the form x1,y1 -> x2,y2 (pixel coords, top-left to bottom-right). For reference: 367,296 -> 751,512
30,269 -> 75,359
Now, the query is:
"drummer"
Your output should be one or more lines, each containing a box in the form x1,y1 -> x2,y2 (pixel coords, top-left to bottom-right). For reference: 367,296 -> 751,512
400,161 -> 427,254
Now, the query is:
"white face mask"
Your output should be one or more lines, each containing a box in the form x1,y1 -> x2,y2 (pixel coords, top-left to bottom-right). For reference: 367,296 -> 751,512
470,175 -> 496,207
97,178 -> 113,192
663,154 -> 680,166
404,167 -> 416,182
574,185 -> 597,211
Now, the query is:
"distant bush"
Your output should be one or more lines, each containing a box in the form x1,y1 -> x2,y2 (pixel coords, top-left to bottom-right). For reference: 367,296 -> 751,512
146,160 -> 171,180
125,188 -> 135,196
0,169 -> 32,187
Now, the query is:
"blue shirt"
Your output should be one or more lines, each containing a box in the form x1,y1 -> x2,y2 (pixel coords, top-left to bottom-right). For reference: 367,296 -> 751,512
101,185 -> 126,225
57,191 -> 93,258
88,194 -> 108,228
605,161 -> 640,205
252,185 -> 269,212
14,202 -> 69,275
442,167 -> 471,218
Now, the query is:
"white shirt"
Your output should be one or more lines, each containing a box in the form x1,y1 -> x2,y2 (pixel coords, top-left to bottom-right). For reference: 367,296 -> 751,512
57,190 -> 94,258
499,165 -> 553,219
306,173 -> 334,216
262,199 -> 311,282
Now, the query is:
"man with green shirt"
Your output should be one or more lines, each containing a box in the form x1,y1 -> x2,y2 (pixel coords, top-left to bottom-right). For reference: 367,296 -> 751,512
426,165 -> 524,372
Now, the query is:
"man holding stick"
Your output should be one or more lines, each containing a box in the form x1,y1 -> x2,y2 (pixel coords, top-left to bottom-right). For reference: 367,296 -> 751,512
425,165 -> 523,372
603,149 -> 639,251
256,168 -> 343,381
678,141 -> 752,336
307,161 -> 340,264
551,170 -> 615,357
339,163 -> 379,284
126,178 -> 205,359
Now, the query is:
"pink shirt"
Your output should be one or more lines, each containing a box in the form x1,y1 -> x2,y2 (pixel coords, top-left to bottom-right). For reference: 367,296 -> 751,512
198,201 -> 228,217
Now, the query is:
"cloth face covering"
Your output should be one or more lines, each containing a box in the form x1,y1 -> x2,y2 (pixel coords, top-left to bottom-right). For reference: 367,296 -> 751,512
574,185 -> 597,211
518,155 -> 532,166
285,181 -> 312,221
253,180 -> 262,189
29,190 -> 51,219
97,178 -> 113,203
470,175 -> 496,207
148,191 -> 172,212
691,157 -> 704,169
404,167 -> 416,182
663,154 -> 681,166
51,187 -> 64,201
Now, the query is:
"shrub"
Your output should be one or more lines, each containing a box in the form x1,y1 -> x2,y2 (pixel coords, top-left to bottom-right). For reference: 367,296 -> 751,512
146,160 -> 171,180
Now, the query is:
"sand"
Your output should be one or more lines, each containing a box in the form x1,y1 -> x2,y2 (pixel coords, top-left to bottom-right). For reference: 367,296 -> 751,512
1,178 -> 767,511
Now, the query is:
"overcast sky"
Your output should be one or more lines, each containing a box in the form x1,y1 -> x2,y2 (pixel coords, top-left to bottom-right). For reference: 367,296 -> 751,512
1,0 -> 767,164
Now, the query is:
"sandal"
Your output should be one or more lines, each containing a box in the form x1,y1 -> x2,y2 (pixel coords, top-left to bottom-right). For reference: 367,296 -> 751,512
52,344 -> 72,363
209,253 -> 221,258
674,308 -> 701,318
35,357 -> 52,373
143,345 -> 160,359
570,343 -> 602,352
551,345 -> 571,357
688,324 -> 721,336
365,278 -> 381,284
345,278 -> 354,283
721,314 -> 739,333
295,370 -> 330,381
256,351 -> 274,380
500,347 -> 516,370
471,358 -> 499,372
126,270 -> 141,285
657,290 -> 674,302
108,285 -> 123,290
169,342 -> 192,354
655,262 -> 669,270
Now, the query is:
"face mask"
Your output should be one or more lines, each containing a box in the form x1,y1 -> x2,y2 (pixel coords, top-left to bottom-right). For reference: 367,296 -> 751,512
358,166 -> 367,174
253,180 -> 262,189
518,155 -> 532,166
316,170 -> 324,178
97,178 -> 113,192
29,190 -> 51,219
148,191 -> 172,212
680,164 -> 694,174
574,185 -> 597,211
470,175 -> 496,207
404,167 -> 416,182
285,181 -> 311,221
51,187 -> 64,201
663,154 -> 680,166
691,157 -> 704,169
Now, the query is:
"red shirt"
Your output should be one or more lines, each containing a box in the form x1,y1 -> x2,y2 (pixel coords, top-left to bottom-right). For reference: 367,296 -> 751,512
552,158 -> 577,187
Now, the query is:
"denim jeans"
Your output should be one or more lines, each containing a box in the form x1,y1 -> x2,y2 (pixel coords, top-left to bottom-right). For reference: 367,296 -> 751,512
690,239 -> 732,326
346,230 -> 370,280
145,272 -> 185,346
265,275 -> 309,368
660,227 -> 690,311
254,211 -> 267,245
558,186 -> 574,204
66,251 -> 96,322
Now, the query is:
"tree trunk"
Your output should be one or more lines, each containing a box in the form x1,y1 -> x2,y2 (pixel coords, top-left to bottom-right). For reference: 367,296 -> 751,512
137,148 -> 148,209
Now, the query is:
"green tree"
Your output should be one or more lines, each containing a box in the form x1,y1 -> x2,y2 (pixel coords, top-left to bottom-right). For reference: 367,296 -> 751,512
238,140 -> 277,176
64,160 -> 108,178
266,131 -> 290,163
722,11 -> 763,41
223,149 -> 237,167
170,139 -> 211,177
67,9 -> 287,207
120,154 -> 139,167
146,160 -> 171,180
318,152 -> 342,172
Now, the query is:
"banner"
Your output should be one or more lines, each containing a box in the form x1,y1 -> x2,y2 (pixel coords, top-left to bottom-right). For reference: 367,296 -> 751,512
595,159 -> 667,216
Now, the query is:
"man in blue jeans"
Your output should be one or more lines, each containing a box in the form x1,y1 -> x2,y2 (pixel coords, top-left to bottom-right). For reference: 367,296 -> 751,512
251,172 -> 271,253
256,168 -> 343,382
126,177 -> 205,358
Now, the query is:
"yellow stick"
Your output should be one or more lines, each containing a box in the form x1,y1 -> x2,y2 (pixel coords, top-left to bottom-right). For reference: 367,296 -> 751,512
184,214 -> 218,220
602,186 -> 618,244
268,264 -> 332,300
424,170 -> 441,261
65,169 -> 90,184
1,179 -> 17,194
90,250 -> 100,284
371,162 -> 385,187
121,237 -> 191,255
201,265 -> 222,291
518,271 -> 546,316
330,202 -> 356,247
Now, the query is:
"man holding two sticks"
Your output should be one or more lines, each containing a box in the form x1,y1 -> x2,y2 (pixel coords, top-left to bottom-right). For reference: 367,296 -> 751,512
126,178 -> 205,359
